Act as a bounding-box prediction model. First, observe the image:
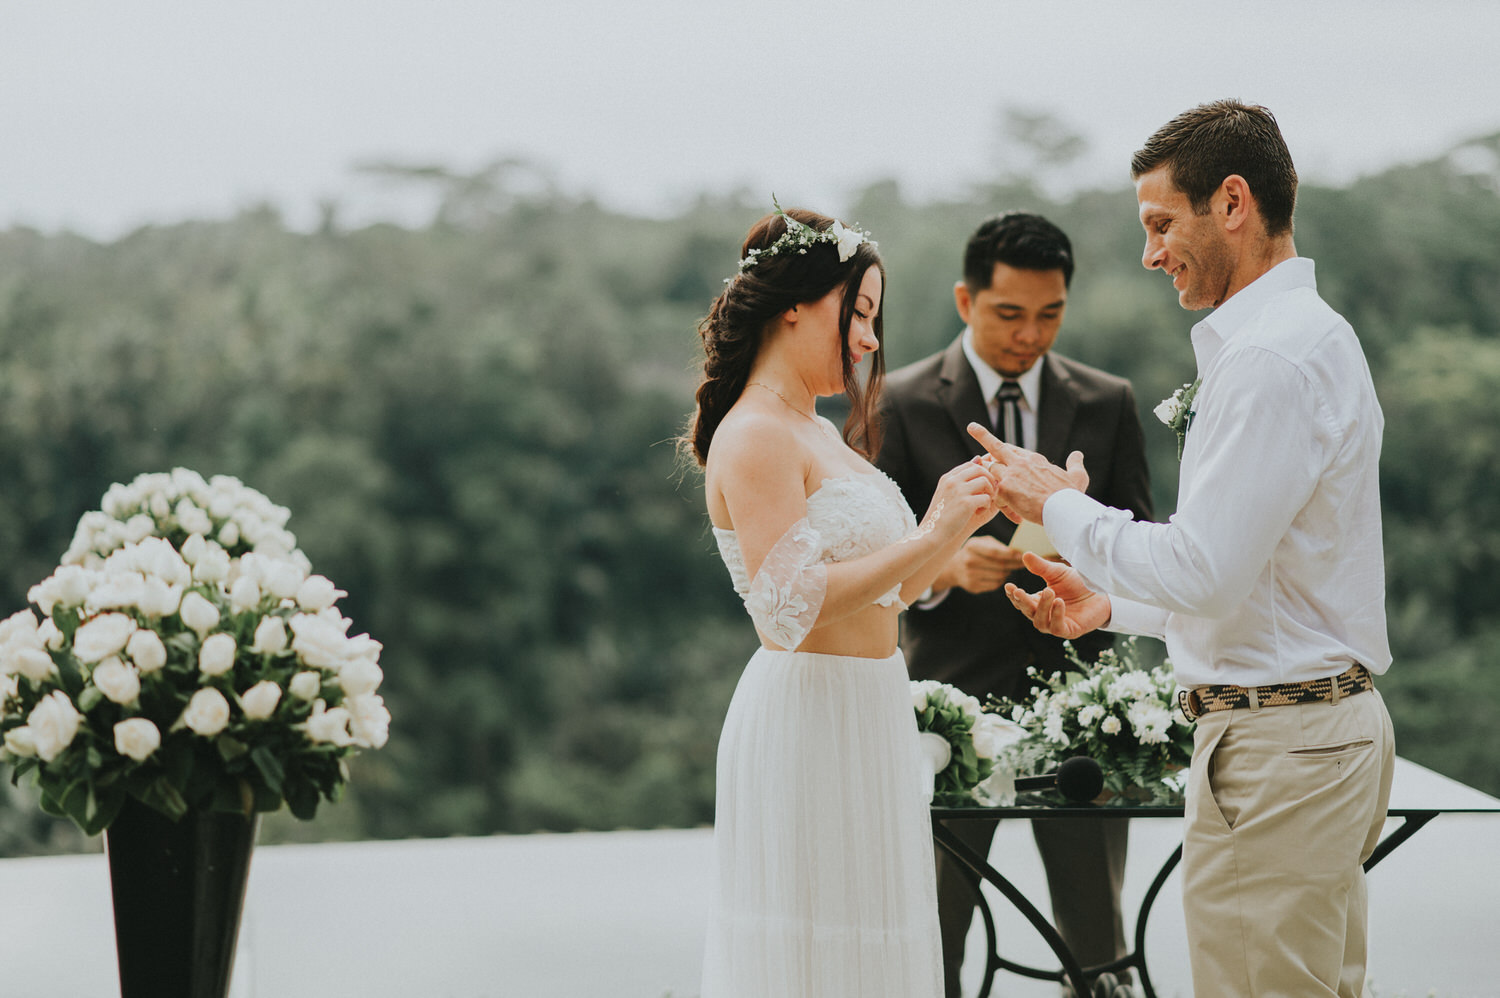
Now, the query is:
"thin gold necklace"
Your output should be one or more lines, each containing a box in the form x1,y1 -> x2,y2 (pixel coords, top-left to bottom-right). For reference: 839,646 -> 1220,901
748,382 -> 817,422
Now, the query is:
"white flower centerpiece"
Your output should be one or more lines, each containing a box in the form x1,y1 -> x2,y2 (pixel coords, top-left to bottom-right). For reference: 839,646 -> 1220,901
988,638 -> 1193,805
912,679 -> 1025,802
0,469 -> 389,834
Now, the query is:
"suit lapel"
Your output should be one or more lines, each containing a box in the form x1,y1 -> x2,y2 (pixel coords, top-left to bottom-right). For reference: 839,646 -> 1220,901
1036,354 -> 1080,464
937,336 -> 993,460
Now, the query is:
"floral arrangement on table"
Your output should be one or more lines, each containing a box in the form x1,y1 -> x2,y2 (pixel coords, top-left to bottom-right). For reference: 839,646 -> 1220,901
911,679 -> 1026,800
0,469 -> 390,835
988,638 -> 1193,805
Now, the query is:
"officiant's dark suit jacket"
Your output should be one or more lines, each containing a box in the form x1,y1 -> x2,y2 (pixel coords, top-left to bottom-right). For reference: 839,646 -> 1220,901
877,337 -> 1154,702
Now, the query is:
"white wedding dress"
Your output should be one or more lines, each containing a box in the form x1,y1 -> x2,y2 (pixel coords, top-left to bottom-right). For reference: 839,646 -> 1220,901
701,471 -> 943,998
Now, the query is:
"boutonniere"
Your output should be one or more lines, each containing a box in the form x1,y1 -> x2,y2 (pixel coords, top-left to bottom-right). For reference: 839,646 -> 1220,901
1153,378 -> 1200,461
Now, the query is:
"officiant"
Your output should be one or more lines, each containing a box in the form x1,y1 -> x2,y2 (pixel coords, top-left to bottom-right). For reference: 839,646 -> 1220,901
876,212 -> 1154,997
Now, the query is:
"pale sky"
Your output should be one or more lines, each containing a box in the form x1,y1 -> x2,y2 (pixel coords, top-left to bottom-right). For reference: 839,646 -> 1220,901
4,0 -> 1498,239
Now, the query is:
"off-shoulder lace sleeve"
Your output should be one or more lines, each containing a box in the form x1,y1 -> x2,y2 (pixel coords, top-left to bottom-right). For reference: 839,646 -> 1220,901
743,517 -> 828,650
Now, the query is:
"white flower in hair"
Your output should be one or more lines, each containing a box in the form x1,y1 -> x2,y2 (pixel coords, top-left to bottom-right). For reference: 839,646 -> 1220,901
830,220 -> 866,262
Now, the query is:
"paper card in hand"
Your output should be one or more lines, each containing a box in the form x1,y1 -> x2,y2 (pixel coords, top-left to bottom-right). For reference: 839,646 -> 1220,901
1008,520 -> 1058,558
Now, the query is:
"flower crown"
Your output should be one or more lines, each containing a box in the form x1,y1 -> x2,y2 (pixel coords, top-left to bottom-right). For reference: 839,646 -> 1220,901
730,198 -> 877,280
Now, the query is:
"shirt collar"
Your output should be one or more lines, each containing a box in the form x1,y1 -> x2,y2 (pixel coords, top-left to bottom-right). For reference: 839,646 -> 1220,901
1191,257 -> 1317,373
961,326 -> 1044,411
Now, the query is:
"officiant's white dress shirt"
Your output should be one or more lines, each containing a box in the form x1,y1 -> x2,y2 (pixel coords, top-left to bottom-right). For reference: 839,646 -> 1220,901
1042,258 -> 1391,688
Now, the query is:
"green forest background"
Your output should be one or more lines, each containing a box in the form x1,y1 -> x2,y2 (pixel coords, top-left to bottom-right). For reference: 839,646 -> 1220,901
3,136 -> 1498,855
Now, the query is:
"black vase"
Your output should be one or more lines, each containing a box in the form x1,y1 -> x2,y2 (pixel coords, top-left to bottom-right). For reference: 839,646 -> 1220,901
104,798 -> 260,998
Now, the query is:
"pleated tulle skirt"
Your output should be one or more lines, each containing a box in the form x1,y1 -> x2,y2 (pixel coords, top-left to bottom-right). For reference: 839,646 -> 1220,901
700,647 -> 942,998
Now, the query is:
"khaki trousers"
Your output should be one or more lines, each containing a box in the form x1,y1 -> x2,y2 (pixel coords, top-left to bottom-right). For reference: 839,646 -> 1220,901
1183,687 -> 1395,998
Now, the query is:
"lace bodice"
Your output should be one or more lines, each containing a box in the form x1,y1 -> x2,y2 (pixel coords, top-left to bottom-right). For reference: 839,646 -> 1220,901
713,470 -> 920,613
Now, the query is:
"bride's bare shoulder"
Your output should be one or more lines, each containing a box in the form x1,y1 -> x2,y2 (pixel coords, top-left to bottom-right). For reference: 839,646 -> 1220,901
706,403 -> 809,502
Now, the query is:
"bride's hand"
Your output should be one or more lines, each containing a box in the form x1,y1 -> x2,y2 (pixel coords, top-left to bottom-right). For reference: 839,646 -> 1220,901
921,459 -> 1001,540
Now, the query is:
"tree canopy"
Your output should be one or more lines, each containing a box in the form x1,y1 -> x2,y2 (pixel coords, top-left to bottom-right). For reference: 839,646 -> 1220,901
3,136 -> 1498,853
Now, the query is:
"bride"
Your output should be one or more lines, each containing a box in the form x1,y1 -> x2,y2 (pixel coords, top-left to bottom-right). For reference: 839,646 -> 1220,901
684,204 -> 1000,998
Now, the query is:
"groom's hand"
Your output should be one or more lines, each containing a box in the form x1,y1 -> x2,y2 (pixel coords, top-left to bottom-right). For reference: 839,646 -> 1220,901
1004,551 -> 1111,639
967,423 -> 1088,525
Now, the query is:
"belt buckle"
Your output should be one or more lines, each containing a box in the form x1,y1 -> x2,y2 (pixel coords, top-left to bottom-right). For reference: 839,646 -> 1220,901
1176,687 -> 1202,722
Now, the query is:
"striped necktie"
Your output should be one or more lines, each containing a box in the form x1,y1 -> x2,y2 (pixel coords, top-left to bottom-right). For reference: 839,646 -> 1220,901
995,380 -> 1023,447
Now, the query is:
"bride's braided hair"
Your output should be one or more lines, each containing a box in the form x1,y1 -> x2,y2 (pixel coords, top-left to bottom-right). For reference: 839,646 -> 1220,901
684,207 -> 886,467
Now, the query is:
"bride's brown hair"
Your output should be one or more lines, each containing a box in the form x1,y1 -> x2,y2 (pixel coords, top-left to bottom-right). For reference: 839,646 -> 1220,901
683,208 -> 886,467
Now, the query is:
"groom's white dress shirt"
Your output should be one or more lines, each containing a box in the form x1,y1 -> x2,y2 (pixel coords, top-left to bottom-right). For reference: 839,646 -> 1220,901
1041,257 -> 1391,688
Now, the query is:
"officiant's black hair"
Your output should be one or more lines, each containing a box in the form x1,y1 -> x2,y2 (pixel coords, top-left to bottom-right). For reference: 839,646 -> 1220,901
685,208 -> 887,468
962,212 -> 1075,291
1131,99 -> 1298,238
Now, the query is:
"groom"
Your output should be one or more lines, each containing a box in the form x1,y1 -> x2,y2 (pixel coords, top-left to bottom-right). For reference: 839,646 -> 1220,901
973,100 -> 1396,998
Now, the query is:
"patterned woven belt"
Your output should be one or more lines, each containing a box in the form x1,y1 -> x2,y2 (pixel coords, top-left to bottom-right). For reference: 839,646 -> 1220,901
1176,664 -> 1373,721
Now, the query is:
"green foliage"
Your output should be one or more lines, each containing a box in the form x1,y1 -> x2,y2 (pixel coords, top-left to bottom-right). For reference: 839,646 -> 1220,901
1,141 -> 1498,851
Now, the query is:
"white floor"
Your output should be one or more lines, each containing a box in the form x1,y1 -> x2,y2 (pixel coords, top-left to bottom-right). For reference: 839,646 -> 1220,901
0,758 -> 1494,998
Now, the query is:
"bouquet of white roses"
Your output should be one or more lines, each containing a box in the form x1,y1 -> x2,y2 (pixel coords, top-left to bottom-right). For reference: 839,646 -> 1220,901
988,638 -> 1192,805
0,469 -> 389,834
912,679 -> 1024,800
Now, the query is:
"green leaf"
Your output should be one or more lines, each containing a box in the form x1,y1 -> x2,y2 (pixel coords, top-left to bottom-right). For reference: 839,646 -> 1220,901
77,685 -> 104,712
216,735 -> 249,762
140,776 -> 190,822
250,746 -> 285,794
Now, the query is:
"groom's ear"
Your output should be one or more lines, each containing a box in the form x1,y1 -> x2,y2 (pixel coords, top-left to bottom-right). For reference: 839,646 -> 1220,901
1218,175 -> 1254,233
954,281 -> 973,323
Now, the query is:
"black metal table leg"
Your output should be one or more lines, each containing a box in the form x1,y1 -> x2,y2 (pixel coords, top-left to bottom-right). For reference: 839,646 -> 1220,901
932,818 -> 1092,997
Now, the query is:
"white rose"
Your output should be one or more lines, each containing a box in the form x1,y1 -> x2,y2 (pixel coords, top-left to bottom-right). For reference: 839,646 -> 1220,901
83,573 -> 145,613
182,687 -> 231,737
137,577 -> 183,618
217,520 -> 241,548
830,219 -> 866,262
36,619 -> 63,651
28,691 -> 82,761
92,657 -> 142,704
1153,397 -> 1179,425
339,658 -> 383,697
5,726 -> 38,757
123,513 -> 156,543
295,575 -> 346,613
911,685 -> 929,711
250,617 -> 289,654
9,647 -> 56,682
175,499 -> 213,537
72,612 -> 139,664
199,633 -> 237,676
178,591 -> 221,636
181,532 -> 207,566
193,546 -> 231,584
346,692 -> 390,749
289,671 -> 322,701
0,608 -> 41,647
126,628 -> 168,673
304,699 -> 354,746
228,576 -> 262,614
261,559 -> 305,601
240,680 -> 282,720
113,718 -> 161,761
289,613 -> 351,668
1100,715 -> 1122,735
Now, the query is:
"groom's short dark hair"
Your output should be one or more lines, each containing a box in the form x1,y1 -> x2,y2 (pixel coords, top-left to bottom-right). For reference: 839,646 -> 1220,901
963,212 -> 1075,291
1131,99 -> 1298,238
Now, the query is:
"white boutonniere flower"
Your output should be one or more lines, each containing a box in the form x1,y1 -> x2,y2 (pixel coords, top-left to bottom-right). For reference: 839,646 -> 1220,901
1155,378 -> 1201,460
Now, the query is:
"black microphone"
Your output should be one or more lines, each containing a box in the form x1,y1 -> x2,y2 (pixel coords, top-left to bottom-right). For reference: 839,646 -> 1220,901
1014,756 -> 1104,802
